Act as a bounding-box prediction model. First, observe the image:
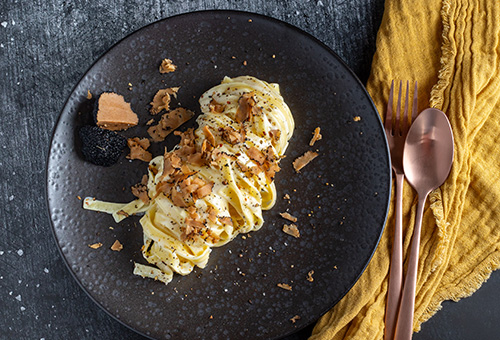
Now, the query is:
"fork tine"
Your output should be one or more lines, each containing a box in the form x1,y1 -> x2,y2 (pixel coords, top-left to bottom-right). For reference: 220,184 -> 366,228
412,81 -> 418,122
402,80 -> 410,133
394,80 -> 403,135
385,80 -> 394,131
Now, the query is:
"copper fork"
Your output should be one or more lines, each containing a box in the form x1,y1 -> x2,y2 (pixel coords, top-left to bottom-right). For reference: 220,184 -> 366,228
384,80 -> 418,340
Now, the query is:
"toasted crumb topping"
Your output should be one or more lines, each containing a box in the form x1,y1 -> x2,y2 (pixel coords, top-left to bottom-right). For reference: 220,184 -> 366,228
292,151 -> 318,172
309,127 -> 322,146
290,315 -> 301,323
86,90 -> 92,99
111,240 -> 123,251
280,212 -> 297,222
159,58 -> 177,73
127,137 -> 153,162
353,116 -> 361,121
283,223 -> 300,238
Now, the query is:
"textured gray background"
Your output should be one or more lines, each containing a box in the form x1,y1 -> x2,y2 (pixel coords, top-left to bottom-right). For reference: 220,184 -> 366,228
1,1 -> 499,339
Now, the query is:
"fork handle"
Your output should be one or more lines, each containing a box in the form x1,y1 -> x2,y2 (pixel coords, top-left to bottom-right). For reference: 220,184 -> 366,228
384,173 -> 404,340
394,194 -> 428,340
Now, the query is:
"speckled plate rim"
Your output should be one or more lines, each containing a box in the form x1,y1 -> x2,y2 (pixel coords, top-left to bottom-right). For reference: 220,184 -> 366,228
45,9 -> 391,340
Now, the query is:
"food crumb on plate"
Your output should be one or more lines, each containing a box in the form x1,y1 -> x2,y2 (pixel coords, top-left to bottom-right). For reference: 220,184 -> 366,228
88,242 -> 103,249
292,151 -> 318,172
280,212 -> 297,222
111,240 -> 123,252
159,58 -> 177,73
277,283 -> 292,291
309,127 -> 322,146
283,223 -> 300,238
307,270 -> 314,282
290,315 -> 301,323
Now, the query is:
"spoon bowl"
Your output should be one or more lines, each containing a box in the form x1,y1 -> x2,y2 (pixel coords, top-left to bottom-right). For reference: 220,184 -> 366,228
403,108 -> 454,195
394,108 -> 454,340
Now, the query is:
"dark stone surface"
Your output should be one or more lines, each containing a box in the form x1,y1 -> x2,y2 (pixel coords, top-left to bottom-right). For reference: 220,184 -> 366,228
1,1 -> 498,339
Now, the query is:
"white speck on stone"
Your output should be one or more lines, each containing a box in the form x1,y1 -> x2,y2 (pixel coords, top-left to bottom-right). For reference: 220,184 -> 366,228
9,195 -> 14,201
224,288 -> 228,292
41,338 -> 45,340
0,251 -> 4,255
18,279 -> 22,284
15,294 -> 21,301
317,0 -> 324,6
295,10 -> 300,15
36,283 -> 40,288
11,20 -> 15,25
9,291 -> 12,295
0,43 -> 4,48
20,306 -> 26,312
17,249 -> 23,256
44,268 -> 49,273
1,21 -> 7,28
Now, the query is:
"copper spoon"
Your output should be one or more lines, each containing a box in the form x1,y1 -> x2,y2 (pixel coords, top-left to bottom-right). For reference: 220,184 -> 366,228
394,108 -> 454,340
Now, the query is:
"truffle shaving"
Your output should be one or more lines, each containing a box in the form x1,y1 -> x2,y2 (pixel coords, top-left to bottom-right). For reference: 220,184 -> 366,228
283,223 -> 300,238
159,58 -> 177,73
309,127 -> 322,146
95,92 -> 138,131
147,107 -> 195,142
292,151 -> 318,172
127,137 -> 152,162
150,87 -> 179,115
280,212 -> 297,222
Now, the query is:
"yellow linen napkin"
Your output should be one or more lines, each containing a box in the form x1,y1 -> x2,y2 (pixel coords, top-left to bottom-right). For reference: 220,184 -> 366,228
310,0 -> 500,339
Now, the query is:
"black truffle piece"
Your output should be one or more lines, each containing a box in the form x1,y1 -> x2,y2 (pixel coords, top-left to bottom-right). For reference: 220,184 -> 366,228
78,126 -> 126,166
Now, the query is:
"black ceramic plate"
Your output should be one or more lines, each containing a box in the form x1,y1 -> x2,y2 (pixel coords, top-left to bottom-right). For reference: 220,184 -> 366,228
46,10 -> 390,340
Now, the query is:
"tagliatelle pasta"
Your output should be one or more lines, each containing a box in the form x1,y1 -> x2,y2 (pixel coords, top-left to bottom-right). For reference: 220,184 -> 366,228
84,76 -> 294,285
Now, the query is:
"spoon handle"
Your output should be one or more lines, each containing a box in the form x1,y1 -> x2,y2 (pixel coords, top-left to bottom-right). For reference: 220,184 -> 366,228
384,173 -> 405,340
394,194 -> 428,340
